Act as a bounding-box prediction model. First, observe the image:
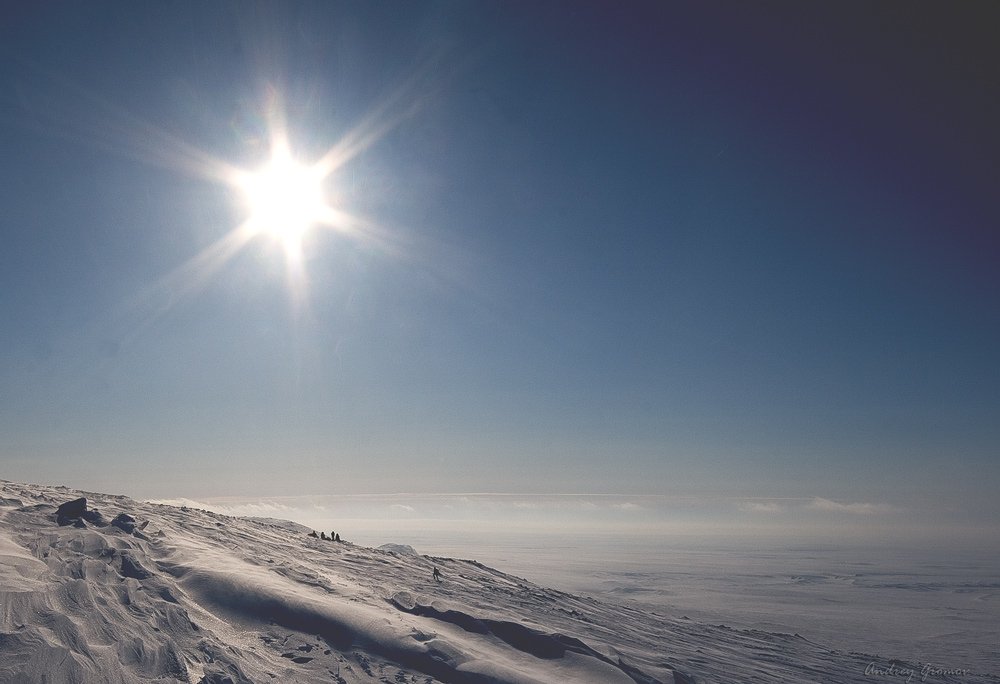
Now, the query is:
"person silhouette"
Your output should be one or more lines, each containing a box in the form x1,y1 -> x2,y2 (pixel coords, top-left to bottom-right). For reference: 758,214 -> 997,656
432,566 -> 441,582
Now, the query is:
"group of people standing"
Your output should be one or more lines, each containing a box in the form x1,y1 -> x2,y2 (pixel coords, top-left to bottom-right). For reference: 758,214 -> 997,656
307,529 -> 444,583
308,530 -> 341,542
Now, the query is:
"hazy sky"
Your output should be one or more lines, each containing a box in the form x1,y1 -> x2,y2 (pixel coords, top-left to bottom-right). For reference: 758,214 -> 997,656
1,3 -> 997,533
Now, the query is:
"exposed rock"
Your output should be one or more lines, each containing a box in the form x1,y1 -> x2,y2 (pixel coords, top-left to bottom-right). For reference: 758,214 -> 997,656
198,672 -> 237,684
55,497 -> 107,527
111,513 -> 137,534
81,508 -> 108,527
120,553 -> 152,580
56,497 -> 88,524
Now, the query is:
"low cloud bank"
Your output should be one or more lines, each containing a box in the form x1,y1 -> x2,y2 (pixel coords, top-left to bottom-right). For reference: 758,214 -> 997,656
807,497 -> 895,515
143,492 -> 996,550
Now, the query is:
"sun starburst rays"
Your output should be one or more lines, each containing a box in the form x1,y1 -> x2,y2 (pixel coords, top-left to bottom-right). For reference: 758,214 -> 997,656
118,124 -> 376,332
55,70 -> 433,329
26,45 -> 450,326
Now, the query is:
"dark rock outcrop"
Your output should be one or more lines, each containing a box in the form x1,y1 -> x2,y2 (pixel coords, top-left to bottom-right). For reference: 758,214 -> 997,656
120,553 -> 152,580
55,496 -> 108,527
111,513 -> 137,534
81,508 -> 108,527
56,497 -> 88,524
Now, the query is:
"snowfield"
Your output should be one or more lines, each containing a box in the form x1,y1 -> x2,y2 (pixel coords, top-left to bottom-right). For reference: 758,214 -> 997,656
0,480 -> 992,683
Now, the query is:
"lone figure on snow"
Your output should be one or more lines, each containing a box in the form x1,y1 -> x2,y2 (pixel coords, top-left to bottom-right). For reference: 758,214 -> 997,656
432,566 -> 442,582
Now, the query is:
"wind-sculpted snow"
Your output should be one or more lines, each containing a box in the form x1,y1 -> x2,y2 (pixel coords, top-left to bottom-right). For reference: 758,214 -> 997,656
0,481 -> 993,683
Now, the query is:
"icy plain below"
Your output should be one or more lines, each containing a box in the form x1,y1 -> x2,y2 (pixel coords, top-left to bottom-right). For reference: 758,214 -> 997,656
353,530 -> 998,676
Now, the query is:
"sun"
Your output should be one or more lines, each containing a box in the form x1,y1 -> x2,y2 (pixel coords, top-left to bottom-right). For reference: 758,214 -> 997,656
236,146 -> 328,260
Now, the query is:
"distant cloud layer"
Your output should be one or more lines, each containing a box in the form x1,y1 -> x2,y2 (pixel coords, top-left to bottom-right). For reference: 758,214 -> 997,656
740,501 -> 786,514
807,498 -> 895,515
739,498 -> 895,516
146,492 -> 904,542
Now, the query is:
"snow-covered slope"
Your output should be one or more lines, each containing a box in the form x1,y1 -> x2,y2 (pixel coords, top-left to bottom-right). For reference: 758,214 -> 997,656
0,481 -> 991,683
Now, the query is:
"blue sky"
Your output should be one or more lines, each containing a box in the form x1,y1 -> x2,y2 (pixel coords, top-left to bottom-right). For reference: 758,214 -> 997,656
1,3 -> 997,536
